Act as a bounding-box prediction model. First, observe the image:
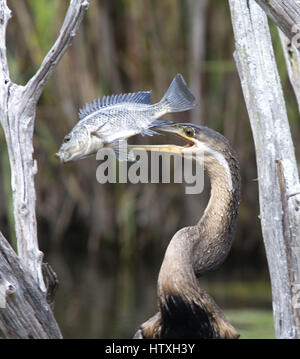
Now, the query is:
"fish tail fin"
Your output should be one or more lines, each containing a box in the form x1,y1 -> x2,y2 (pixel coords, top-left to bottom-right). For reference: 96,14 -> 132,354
159,74 -> 196,113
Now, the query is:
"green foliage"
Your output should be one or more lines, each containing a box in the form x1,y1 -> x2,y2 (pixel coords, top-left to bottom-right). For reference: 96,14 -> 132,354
226,309 -> 275,339
28,0 -> 60,53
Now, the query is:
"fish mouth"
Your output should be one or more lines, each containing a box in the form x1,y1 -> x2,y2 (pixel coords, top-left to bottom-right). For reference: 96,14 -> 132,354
129,124 -> 196,155
56,150 -> 95,163
55,151 -> 73,163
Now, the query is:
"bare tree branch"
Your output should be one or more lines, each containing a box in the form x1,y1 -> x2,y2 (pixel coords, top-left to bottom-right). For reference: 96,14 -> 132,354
255,0 -> 300,42
0,0 -> 89,337
0,0 -> 89,293
229,0 -> 300,338
0,232 -> 62,338
0,1 -> 11,80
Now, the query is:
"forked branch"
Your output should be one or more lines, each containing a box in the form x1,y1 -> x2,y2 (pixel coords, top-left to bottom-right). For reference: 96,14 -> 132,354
0,0 -> 89,338
255,0 -> 300,43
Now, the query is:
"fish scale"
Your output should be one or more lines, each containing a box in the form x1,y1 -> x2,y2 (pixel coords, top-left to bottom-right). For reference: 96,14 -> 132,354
56,74 -> 196,163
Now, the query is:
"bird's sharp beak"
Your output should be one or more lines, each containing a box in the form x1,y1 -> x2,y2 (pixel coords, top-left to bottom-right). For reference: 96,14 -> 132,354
151,125 -> 179,135
130,144 -> 185,154
154,125 -> 195,146
129,125 -> 195,155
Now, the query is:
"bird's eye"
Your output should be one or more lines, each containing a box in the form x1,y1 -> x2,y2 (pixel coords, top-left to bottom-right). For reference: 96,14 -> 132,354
184,127 -> 195,137
64,136 -> 71,143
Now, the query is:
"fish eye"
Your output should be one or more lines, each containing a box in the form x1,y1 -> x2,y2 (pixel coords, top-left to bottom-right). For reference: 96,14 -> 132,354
184,127 -> 195,138
63,135 -> 71,143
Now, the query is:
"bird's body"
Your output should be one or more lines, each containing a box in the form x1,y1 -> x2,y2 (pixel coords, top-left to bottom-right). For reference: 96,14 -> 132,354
131,123 -> 241,339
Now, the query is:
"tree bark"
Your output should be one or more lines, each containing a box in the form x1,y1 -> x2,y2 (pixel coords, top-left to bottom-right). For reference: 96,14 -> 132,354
229,0 -> 300,338
0,233 -> 62,338
0,0 -> 89,338
254,0 -> 300,43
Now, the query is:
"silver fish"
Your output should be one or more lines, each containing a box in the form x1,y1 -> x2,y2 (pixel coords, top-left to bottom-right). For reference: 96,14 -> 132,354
56,74 -> 196,163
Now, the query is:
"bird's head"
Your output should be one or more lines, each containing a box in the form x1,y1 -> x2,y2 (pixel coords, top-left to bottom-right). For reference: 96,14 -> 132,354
131,122 -> 231,159
130,123 -> 237,193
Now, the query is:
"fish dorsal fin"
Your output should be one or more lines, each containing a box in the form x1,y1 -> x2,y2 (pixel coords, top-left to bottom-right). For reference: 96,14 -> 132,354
78,90 -> 152,120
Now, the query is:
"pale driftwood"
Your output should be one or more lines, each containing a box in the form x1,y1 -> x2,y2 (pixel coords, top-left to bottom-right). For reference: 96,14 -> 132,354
0,233 -> 62,338
0,0 -> 89,338
0,0 -> 89,292
229,0 -> 300,338
255,0 -> 300,42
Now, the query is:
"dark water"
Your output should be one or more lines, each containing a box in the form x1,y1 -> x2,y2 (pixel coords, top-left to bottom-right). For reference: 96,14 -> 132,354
47,247 -> 273,339
48,249 -> 158,338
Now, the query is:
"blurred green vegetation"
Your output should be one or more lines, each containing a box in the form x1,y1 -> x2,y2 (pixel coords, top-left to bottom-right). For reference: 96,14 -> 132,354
226,309 -> 275,339
0,0 -> 299,338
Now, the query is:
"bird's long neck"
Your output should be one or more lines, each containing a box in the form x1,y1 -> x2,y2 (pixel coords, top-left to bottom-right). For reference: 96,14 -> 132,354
194,152 -> 240,274
156,147 -> 240,338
